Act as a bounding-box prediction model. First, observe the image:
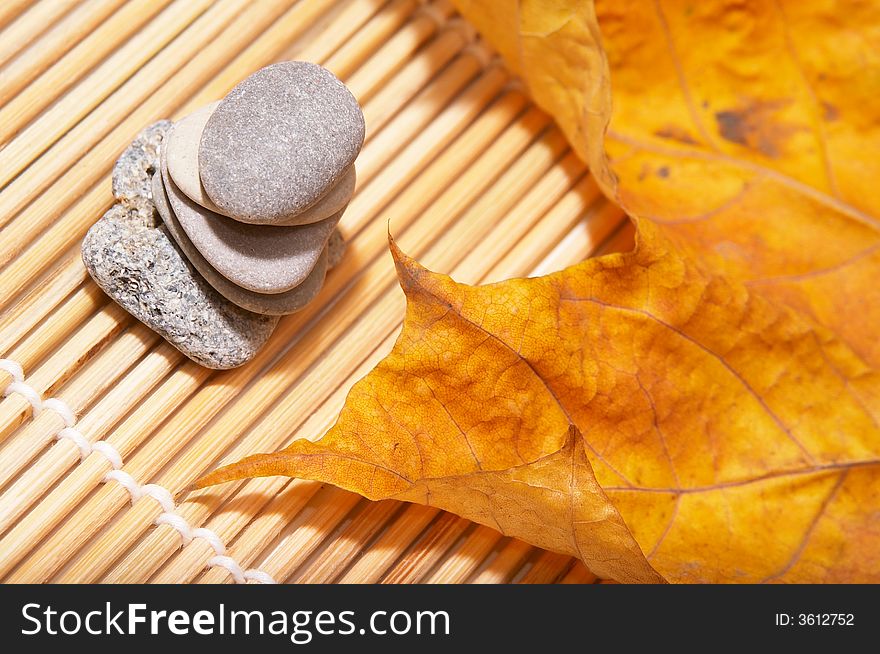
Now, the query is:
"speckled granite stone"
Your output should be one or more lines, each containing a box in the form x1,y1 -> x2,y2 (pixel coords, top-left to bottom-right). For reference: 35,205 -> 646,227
85,120 -> 277,368
162,148 -> 341,294
111,120 -> 172,216
199,61 -> 364,224
152,172 -> 329,316
82,201 -> 278,369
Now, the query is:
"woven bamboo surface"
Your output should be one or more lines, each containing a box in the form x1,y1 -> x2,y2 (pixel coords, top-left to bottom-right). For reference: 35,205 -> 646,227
0,0 -> 631,584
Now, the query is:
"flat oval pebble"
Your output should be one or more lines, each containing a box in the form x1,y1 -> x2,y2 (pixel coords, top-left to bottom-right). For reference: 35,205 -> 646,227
162,149 -> 341,294
152,173 -> 330,315
82,202 -> 278,369
199,61 -> 365,224
241,164 -> 356,226
165,102 -> 222,213
169,101 -> 356,226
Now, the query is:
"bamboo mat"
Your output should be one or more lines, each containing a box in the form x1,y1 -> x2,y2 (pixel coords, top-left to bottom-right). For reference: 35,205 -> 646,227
0,0 -> 631,584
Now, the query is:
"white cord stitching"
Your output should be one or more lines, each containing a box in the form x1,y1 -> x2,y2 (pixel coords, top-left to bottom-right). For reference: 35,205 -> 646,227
92,441 -> 123,469
56,427 -> 91,460
105,470 -> 143,502
192,527 -> 227,555
155,512 -> 195,544
207,556 -> 278,584
1,356 -> 273,584
243,569 -> 277,584
42,398 -> 76,427
4,380 -> 43,413
208,555 -> 246,584
141,484 -> 175,513
0,359 -> 24,384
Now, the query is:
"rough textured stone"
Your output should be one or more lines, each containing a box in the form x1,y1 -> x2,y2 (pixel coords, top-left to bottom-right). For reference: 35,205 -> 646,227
165,102 -> 222,213
199,61 -> 364,224
111,120 -> 172,216
81,201 -> 278,370
162,149 -> 341,294
153,173 -> 329,316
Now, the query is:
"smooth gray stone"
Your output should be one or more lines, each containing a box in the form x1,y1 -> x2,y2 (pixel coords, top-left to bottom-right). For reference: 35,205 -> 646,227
199,61 -> 364,224
153,172 -> 330,316
168,100 -> 356,226
237,164 -> 356,226
111,119 -> 172,218
81,202 -> 278,370
162,147 -> 341,294
165,102 -> 223,214
271,164 -> 355,226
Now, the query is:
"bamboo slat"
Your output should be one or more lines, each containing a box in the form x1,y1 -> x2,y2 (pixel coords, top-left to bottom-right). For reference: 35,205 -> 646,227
0,0 -> 80,69
425,526 -> 504,583
1,292 -> 108,381
291,501 -> 404,584
0,324 -> 157,487
383,514 -> 471,583
472,539 -> 534,584
77,91 -> 555,585
518,550 -> 576,584
0,0 -> 218,189
0,0 -> 629,584
560,562 -> 599,584
5,18 -> 516,584
0,0 -> 128,107
0,0 -> 291,264
0,343 -> 178,534
0,363 -> 212,580
0,303 -> 129,442
0,0 -> 33,31
320,0 -> 422,81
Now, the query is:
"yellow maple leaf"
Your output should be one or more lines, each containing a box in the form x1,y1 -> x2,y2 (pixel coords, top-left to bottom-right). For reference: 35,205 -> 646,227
595,0 -> 880,369
198,1 -> 880,582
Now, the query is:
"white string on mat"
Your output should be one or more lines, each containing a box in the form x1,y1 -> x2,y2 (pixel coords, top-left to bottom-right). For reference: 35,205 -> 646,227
0,357 -> 276,584
208,556 -> 277,585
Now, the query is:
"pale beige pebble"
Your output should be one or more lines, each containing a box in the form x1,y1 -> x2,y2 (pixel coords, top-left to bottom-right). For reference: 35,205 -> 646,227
167,98 -> 356,223
168,102 -> 355,224
153,173 -> 329,316
161,148 -> 340,294
165,101 -> 222,213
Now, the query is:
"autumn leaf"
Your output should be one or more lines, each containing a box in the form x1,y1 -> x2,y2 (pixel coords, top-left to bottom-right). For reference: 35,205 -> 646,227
449,0 -> 612,188
198,1 -> 880,582
593,0 -> 880,370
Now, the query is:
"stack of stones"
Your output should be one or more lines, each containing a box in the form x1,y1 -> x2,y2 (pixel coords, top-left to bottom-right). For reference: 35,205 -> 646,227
83,62 -> 365,369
